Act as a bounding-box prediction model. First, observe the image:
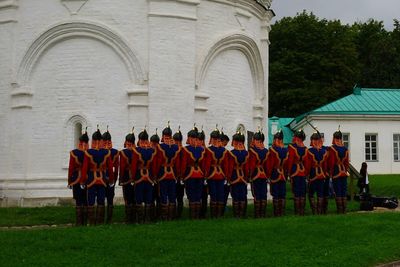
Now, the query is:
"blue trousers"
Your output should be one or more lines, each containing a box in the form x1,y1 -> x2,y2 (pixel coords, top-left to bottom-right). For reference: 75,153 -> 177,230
251,179 -> 267,201
323,178 -> 331,197
122,184 -> 135,205
208,180 -> 225,202
292,176 -> 306,198
231,183 -> 247,202
105,185 -> 115,206
159,179 -> 177,204
87,185 -> 106,206
333,177 -> 348,197
135,181 -> 153,205
72,184 -> 87,206
270,180 -> 286,199
308,179 -> 325,198
185,178 -> 203,203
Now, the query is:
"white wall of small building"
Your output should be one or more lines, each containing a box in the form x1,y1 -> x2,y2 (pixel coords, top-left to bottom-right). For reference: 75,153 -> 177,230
299,116 -> 400,174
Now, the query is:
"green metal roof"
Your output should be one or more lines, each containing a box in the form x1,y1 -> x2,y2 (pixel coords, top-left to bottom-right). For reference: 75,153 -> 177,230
291,87 -> 400,126
313,87 -> 400,115
268,117 -> 293,146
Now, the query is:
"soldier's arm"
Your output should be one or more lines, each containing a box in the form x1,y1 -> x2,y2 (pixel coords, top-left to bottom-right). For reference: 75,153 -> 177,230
67,152 -> 75,186
107,156 -> 115,185
113,151 -> 119,181
118,151 -> 126,185
79,153 -> 89,186
130,152 -> 138,182
202,148 -> 211,178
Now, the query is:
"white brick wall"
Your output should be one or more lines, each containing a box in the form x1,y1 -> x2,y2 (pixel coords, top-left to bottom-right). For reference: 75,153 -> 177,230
0,0 -> 272,206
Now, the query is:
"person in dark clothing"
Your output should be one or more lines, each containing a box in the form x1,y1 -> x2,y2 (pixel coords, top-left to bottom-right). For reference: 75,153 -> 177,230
358,162 -> 370,194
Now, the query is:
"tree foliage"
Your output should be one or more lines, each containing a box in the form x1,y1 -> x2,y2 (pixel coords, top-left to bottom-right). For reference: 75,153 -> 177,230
269,12 -> 400,117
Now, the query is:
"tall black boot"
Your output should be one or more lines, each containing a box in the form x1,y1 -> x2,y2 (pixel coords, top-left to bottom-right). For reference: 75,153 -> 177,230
75,206 -> 84,226
96,205 -> 105,225
87,206 -> 96,226
309,196 -> 316,215
136,204 -> 144,224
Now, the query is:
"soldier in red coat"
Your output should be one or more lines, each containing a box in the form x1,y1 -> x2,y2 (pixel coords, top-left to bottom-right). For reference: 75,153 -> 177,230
173,127 -> 185,218
227,131 -> 249,218
119,129 -> 136,223
248,129 -> 268,218
102,127 -> 119,224
328,129 -> 350,214
154,123 -> 181,220
180,126 -> 206,219
306,131 -> 329,215
287,129 -> 309,216
266,130 -> 289,217
131,129 -> 158,223
203,127 -> 229,218
150,129 -> 161,221
220,129 -> 231,215
80,128 -> 115,225
198,128 -> 209,219
68,129 -> 89,226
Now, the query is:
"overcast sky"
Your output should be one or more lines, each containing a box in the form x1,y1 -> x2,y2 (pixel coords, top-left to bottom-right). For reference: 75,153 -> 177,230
271,0 -> 400,30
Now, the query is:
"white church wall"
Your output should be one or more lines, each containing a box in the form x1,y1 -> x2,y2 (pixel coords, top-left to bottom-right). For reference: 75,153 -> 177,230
0,0 -> 271,206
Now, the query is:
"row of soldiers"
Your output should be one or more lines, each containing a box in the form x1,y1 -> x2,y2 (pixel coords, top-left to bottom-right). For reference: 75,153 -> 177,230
68,123 -> 349,225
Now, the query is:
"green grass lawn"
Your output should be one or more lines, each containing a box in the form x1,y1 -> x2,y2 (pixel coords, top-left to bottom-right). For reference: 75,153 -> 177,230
0,212 -> 399,267
0,174 -> 399,266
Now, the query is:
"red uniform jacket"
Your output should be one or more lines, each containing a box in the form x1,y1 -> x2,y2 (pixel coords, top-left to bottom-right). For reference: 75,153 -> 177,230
287,143 -> 309,178
130,146 -> 157,184
180,145 -> 206,180
68,149 -> 85,186
105,148 -> 119,184
203,146 -> 229,180
328,145 -> 349,179
306,146 -> 329,182
248,147 -> 268,182
266,146 -> 288,183
226,149 -> 249,185
119,148 -> 134,186
80,148 -> 115,188
155,143 -> 181,181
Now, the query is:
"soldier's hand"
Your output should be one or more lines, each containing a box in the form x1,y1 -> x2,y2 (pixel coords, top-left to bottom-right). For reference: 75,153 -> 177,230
67,185 -> 72,189
109,183 -> 115,188
203,180 -> 207,186
180,180 -> 184,185
224,180 -> 227,185
131,182 -> 135,186
80,184 -> 86,190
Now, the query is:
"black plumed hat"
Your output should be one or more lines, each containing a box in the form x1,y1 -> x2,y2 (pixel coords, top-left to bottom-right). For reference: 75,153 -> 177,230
294,129 -> 306,141
173,126 -> 183,141
150,128 -> 160,143
273,130 -> 284,140
138,128 -> 149,141
79,127 -> 89,143
162,121 -> 172,136
102,126 -> 111,141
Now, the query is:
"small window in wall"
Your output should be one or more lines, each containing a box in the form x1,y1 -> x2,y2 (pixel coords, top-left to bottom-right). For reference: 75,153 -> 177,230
365,134 -> 378,161
393,134 -> 400,161
63,115 -> 88,169
74,122 -> 83,147
342,133 -> 350,149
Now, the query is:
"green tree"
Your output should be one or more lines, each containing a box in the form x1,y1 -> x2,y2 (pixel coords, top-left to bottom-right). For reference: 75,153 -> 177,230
352,19 -> 397,88
269,12 -> 360,117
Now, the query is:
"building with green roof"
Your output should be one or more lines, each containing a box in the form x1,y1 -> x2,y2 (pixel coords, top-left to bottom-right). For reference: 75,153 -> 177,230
288,86 -> 400,174
268,116 -> 293,146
